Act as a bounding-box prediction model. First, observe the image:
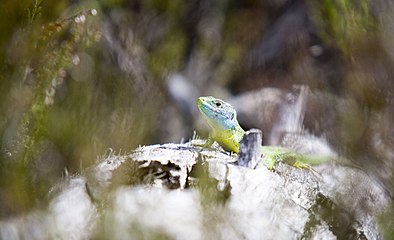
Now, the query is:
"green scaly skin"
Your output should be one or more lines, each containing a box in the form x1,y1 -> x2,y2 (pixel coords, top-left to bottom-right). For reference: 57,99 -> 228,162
196,96 -> 331,170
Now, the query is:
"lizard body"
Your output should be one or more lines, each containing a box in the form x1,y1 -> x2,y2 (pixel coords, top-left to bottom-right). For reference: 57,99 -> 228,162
196,96 -> 332,169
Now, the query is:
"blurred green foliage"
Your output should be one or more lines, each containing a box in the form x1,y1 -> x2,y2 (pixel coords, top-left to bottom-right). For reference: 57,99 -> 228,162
0,0 -> 159,216
0,3 -> 93,215
308,0 -> 376,55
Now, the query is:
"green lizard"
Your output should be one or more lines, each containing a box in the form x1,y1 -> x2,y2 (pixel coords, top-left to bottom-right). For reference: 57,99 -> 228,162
196,96 -> 334,170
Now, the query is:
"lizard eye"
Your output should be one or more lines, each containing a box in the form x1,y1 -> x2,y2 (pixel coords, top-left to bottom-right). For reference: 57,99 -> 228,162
231,113 -> 235,120
215,101 -> 222,107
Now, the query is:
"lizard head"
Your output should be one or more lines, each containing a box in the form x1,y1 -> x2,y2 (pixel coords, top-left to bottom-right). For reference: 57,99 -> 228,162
196,96 -> 238,131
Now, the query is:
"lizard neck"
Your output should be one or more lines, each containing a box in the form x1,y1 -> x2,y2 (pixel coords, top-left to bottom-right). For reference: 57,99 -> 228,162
233,123 -> 246,143
211,123 -> 245,153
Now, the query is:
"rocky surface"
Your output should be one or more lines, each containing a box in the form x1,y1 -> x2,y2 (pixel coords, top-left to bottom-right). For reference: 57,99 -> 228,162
0,139 -> 390,239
